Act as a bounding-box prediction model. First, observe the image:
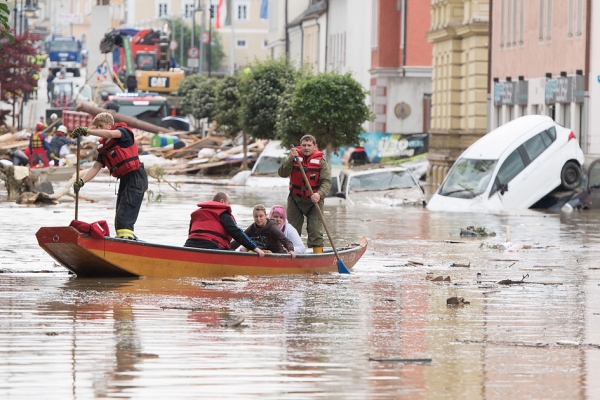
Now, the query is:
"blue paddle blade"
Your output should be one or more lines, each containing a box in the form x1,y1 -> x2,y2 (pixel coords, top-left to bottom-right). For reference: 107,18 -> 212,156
337,259 -> 351,274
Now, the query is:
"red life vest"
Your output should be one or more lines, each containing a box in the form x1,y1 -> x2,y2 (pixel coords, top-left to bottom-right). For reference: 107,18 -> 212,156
289,147 -> 324,198
97,122 -> 141,178
188,201 -> 234,249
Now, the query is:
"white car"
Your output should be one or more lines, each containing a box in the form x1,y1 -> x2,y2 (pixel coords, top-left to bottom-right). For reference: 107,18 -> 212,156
427,115 -> 585,212
328,165 -> 426,206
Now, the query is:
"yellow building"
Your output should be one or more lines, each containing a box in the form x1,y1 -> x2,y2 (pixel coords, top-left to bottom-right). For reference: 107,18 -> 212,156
426,0 -> 490,186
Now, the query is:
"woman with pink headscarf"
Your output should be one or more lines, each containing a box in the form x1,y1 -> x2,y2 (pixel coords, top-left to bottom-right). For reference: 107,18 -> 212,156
269,205 -> 307,254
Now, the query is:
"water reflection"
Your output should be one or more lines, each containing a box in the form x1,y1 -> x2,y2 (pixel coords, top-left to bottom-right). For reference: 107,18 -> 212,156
0,179 -> 600,398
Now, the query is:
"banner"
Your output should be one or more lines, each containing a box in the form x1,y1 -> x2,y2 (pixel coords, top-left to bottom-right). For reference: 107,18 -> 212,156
216,0 -> 231,29
260,0 -> 269,19
328,132 -> 429,166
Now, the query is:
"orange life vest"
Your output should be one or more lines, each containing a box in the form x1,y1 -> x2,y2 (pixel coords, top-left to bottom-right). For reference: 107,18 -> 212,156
188,201 -> 234,249
289,147 -> 323,198
97,123 -> 141,178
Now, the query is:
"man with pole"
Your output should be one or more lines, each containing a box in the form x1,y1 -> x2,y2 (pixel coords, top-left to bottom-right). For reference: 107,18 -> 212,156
277,135 -> 332,254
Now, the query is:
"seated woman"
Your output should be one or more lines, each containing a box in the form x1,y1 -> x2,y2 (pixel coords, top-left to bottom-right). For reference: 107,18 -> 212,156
269,205 -> 307,254
231,204 -> 296,258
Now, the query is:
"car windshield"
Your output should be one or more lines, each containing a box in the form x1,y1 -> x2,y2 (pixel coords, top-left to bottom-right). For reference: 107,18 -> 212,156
347,170 -> 417,194
117,104 -> 166,120
53,82 -> 72,96
438,159 -> 497,199
48,41 -> 79,52
253,156 -> 284,175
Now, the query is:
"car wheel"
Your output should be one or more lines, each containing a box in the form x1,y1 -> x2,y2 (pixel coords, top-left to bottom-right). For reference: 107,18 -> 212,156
561,161 -> 583,190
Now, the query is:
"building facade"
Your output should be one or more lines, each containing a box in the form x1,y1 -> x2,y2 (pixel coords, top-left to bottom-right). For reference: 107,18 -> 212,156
370,0 -> 433,135
490,0 -> 590,153
426,0 -> 490,186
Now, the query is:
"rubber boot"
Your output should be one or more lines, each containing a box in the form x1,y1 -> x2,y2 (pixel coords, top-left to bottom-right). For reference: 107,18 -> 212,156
313,247 -> 323,254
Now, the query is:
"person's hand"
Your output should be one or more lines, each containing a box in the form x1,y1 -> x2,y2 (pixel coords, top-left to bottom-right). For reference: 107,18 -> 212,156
289,147 -> 299,160
73,178 -> 84,193
289,250 -> 296,259
310,192 -> 321,203
254,248 -> 266,258
50,153 -> 59,160
70,126 -> 88,138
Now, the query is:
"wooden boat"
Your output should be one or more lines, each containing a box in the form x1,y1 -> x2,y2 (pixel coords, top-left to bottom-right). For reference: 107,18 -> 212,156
36,226 -> 368,278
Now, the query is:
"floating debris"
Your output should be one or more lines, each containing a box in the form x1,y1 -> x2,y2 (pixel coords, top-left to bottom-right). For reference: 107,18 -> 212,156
460,226 -> 496,237
446,296 -> 470,306
450,262 -> 470,268
497,274 -> 529,285
221,275 -> 249,282
221,316 -> 245,328
426,275 -> 451,282
368,357 -> 432,363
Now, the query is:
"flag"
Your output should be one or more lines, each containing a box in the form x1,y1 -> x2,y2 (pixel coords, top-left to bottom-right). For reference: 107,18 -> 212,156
260,0 -> 268,19
216,0 -> 231,29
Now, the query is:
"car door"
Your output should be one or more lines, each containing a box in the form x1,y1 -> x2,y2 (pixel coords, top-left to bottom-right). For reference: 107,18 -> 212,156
489,148 -> 527,209
519,129 -> 560,207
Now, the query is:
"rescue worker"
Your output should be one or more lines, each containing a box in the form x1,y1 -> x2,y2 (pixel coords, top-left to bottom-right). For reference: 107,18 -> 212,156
49,125 -> 76,166
348,143 -> 369,167
46,70 -> 54,103
29,122 -> 53,168
31,70 -> 39,99
45,113 -> 62,134
277,134 -> 332,254
184,192 -> 266,257
70,113 -> 148,240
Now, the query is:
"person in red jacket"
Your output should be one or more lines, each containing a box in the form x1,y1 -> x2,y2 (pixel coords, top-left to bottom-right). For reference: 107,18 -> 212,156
71,113 -> 148,240
185,192 -> 266,257
29,122 -> 52,168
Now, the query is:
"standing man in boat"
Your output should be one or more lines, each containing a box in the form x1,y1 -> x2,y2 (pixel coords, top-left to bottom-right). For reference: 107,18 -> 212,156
278,135 -> 332,254
184,192 -> 266,257
71,113 -> 148,240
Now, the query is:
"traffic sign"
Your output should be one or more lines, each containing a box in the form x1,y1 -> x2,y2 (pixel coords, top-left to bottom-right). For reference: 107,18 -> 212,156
201,32 -> 210,44
187,46 -> 199,59
187,59 -> 199,68
169,40 -> 178,50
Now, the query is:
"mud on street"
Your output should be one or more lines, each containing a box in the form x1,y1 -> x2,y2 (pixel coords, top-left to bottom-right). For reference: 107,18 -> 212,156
1,178 -> 599,399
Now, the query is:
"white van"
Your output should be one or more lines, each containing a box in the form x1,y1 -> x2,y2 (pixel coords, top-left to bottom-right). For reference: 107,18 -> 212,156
427,115 -> 585,212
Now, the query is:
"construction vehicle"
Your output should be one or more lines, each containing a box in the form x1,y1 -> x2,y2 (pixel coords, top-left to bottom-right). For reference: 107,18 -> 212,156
99,24 -> 185,94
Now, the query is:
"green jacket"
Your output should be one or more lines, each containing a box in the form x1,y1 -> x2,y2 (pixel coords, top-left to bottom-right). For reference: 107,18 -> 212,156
278,153 -> 332,199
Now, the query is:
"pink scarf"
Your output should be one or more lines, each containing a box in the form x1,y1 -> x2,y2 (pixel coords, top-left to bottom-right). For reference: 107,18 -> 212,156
269,205 -> 287,233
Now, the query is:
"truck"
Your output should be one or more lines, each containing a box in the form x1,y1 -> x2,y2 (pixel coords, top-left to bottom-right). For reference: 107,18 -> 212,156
46,36 -> 82,77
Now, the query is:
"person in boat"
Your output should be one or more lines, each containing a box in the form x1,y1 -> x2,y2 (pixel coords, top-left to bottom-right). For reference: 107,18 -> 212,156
268,205 -> 307,254
49,125 -> 76,166
277,134 -> 332,254
70,113 -> 148,240
184,192 -> 266,257
29,122 -> 53,168
231,204 -> 296,258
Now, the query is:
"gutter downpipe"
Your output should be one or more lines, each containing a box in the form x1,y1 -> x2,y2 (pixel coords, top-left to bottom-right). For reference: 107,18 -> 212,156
487,0 -> 493,133
300,23 -> 304,62
401,0 -> 406,77
285,0 -> 289,55
582,0 -> 591,153
324,0 -> 329,72
316,17 -> 321,72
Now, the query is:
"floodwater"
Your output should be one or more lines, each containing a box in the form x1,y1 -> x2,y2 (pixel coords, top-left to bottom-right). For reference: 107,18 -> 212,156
1,176 -> 600,399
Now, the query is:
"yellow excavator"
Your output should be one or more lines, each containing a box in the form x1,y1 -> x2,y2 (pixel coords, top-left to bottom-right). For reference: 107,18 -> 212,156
100,23 -> 185,94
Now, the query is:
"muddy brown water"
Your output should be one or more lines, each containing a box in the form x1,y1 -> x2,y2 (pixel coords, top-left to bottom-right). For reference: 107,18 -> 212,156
1,177 -> 599,399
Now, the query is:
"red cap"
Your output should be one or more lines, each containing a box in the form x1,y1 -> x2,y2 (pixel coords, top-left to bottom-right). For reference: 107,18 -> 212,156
36,122 -> 44,131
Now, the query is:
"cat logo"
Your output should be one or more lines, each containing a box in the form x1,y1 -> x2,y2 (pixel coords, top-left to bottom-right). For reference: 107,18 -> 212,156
149,76 -> 169,88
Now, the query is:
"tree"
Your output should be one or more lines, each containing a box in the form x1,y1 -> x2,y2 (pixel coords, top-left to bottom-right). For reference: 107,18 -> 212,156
239,57 -> 299,140
188,76 -> 217,123
289,71 -> 374,162
214,74 -> 249,168
0,2 -> 14,62
167,18 -> 192,67
177,74 -> 205,116
0,30 -> 40,125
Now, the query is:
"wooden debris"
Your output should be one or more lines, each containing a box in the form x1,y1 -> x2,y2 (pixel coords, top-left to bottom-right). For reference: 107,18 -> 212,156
496,273 -> 529,285
450,262 -> 470,268
446,296 -> 470,306
368,357 -> 432,363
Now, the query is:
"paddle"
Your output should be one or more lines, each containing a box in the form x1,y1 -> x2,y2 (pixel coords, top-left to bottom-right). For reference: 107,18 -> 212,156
295,155 -> 350,274
75,136 -> 80,220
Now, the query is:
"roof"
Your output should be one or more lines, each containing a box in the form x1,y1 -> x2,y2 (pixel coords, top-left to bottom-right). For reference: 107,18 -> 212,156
288,0 -> 327,27
461,115 -> 555,160
339,164 -> 408,177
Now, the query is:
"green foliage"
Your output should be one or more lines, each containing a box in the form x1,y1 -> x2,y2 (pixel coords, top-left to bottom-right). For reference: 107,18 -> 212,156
189,76 -> 217,122
239,57 -> 299,140
167,18 -> 192,67
206,30 -> 225,72
214,74 -> 242,137
0,1 -> 14,65
177,74 -> 205,116
290,71 -> 374,152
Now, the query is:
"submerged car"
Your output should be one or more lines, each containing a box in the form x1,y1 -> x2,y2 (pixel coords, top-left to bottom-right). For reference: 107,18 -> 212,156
427,115 -> 585,212
329,165 -> 426,206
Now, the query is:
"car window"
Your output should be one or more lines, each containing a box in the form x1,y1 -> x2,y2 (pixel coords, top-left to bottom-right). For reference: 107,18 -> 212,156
490,149 -> 525,195
546,126 -> 556,141
253,156 -> 284,175
588,161 -> 600,189
438,159 -> 497,199
540,130 -> 553,147
348,170 -> 416,193
523,134 -> 547,162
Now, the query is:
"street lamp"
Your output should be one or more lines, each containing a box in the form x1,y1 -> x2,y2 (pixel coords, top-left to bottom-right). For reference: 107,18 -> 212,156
23,0 -> 38,18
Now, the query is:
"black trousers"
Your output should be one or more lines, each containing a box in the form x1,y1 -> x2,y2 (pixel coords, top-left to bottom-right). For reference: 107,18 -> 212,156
115,167 -> 148,236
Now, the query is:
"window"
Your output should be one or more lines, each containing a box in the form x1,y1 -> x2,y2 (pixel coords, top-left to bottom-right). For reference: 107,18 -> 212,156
184,3 -> 195,18
158,3 -> 168,17
491,149 -> 525,195
236,39 -> 247,48
523,134 -> 547,162
210,4 -> 215,20
540,129 -> 555,147
237,4 -> 248,21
